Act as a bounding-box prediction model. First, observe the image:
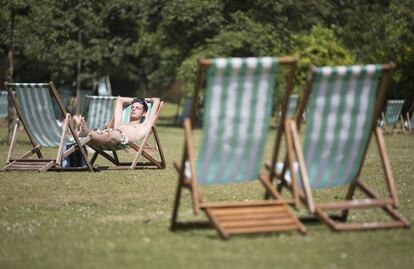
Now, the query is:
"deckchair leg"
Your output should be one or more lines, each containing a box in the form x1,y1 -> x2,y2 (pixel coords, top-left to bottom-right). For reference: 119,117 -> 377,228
6,120 -> 20,164
170,179 -> 183,230
171,161 -> 186,230
152,126 -> 166,168
340,181 -> 358,221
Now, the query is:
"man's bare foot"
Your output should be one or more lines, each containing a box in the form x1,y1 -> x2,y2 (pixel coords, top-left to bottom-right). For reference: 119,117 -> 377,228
78,117 -> 90,137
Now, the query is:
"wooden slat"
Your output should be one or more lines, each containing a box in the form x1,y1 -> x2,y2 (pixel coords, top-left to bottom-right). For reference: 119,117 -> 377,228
39,161 -> 56,172
204,203 -> 304,238
316,199 -> 394,210
11,158 -> 55,162
10,163 -> 49,167
215,211 -> 290,221
226,224 -> 300,235
201,200 -> 286,209
208,206 -> 287,216
335,221 -> 408,231
221,218 -> 295,229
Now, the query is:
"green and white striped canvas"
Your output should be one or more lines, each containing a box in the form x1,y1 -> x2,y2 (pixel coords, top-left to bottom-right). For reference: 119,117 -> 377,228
0,91 -> 8,118
302,65 -> 383,189
196,57 -> 278,185
12,83 -> 69,147
384,100 -> 404,126
286,94 -> 299,118
85,95 -> 116,129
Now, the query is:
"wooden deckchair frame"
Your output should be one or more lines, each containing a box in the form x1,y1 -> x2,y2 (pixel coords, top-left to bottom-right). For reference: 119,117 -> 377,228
2,82 -> 94,172
271,63 -> 410,231
405,102 -> 414,133
88,99 -> 166,170
381,100 -> 405,134
170,56 -> 306,239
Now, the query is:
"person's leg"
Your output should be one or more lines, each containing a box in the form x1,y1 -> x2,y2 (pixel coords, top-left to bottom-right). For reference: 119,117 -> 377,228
87,129 -> 123,147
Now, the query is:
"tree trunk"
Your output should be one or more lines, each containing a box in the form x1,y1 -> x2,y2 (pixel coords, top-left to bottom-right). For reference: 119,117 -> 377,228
7,10 -> 15,144
75,30 -> 82,115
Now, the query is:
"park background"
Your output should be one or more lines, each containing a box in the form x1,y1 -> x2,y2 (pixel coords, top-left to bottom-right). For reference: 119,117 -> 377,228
0,0 -> 413,108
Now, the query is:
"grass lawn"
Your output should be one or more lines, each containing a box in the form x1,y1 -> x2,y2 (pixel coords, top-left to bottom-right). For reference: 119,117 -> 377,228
0,102 -> 413,269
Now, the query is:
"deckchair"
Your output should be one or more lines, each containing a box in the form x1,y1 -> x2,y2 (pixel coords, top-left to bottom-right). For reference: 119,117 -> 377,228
171,56 -> 306,239
87,97 -> 166,170
52,85 -> 72,119
175,96 -> 192,125
404,102 -> 414,133
381,100 -> 405,134
2,82 -> 93,172
97,76 -> 112,96
267,64 -> 410,231
83,95 -> 116,129
286,94 -> 299,118
0,91 -> 8,118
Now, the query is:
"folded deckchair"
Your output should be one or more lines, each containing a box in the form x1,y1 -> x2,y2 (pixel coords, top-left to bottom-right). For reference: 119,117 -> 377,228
87,97 -> 166,170
0,91 -> 8,118
286,94 -> 299,118
381,100 -> 405,134
171,56 -> 306,239
97,76 -> 112,96
267,64 -> 410,231
2,82 -> 93,172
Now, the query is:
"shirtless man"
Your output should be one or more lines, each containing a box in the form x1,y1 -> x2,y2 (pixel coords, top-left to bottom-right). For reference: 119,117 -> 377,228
80,97 -> 160,147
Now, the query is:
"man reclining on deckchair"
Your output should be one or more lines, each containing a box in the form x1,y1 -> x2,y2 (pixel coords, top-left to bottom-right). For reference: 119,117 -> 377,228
79,97 -> 160,147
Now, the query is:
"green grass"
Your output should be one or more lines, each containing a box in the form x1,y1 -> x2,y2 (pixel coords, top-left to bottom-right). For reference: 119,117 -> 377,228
0,102 -> 413,269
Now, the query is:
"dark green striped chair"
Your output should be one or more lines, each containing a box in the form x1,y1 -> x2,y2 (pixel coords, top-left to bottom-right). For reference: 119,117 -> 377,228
268,64 -> 409,231
86,97 -> 166,170
175,96 -> 192,125
0,91 -> 8,118
2,82 -> 93,172
381,99 -> 405,134
83,95 -> 116,130
171,56 -> 306,239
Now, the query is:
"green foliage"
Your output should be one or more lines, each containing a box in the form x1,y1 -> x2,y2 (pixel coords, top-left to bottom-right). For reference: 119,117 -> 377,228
0,0 -> 413,106
293,25 -> 355,89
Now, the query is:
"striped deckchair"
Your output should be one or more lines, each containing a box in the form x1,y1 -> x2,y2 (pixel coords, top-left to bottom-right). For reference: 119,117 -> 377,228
381,100 -> 405,133
267,64 -> 409,231
0,91 -> 8,118
2,82 -> 93,172
175,96 -> 192,125
286,94 -> 299,118
87,97 -> 166,170
406,103 -> 414,133
171,56 -> 306,239
97,76 -> 112,96
83,95 -> 116,129
53,85 -> 72,119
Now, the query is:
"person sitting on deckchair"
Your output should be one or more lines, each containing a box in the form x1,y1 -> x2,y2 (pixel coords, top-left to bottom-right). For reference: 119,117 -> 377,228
79,97 -> 160,147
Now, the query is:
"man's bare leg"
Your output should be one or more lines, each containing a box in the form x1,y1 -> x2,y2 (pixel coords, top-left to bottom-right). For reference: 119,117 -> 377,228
87,130 -> 123,147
